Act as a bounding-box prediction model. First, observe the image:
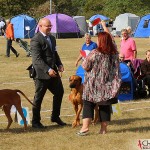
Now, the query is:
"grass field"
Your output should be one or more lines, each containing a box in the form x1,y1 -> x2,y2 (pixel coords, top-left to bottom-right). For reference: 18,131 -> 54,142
0,36 -> 150,150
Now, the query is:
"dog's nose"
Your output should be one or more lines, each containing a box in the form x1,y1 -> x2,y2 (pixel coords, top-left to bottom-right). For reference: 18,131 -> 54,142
69,84 -> 76,88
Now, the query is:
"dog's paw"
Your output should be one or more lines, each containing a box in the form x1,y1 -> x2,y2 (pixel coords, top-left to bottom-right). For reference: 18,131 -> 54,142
72,121 -> 78,128
72,120 -> 81,128
72,123 -> 77,128
76,120 -> 80,126
91,120 -> 98,126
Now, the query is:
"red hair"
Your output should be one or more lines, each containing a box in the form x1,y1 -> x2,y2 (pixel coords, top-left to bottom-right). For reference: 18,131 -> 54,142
97,32 -> 117,55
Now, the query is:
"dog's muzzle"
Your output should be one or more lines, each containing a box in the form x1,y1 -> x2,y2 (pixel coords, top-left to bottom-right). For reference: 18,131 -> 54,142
69,83 -> 76,88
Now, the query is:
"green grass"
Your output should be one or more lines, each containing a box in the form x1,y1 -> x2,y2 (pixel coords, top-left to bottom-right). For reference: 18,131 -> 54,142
0,36 -> 150,150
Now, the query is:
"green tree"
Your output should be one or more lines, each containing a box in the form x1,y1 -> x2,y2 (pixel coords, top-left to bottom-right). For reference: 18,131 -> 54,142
102,0 -> 150,19
53,0 -> 75,16
0,0 -> 31,18
1,0 -> 150,20
82,0 -> 105,19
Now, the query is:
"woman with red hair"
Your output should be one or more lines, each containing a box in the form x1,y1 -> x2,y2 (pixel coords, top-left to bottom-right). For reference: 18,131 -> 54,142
77,21 -> 121,135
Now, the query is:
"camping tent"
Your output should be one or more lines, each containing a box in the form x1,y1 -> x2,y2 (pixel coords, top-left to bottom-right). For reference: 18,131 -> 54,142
11,14 -> 37,39
36,13 -> 80,38
112,13 -> 140,36
89,14 -> 109,22
73,16 -> 87,36
134,14 -> 150,38
89,14 -> 109,36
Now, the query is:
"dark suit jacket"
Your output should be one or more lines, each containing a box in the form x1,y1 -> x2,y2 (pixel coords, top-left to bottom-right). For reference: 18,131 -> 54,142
30,32 -> 63,79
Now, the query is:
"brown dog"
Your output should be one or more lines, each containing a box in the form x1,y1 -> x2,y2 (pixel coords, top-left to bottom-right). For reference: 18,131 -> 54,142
69,75 -> 83,127
0,89 -> 35,130
69,75 -> 99,128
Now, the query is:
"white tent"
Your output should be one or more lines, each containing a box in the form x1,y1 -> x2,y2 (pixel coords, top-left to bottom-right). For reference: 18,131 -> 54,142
112,13 -> 140,36
73,16 -> 88,36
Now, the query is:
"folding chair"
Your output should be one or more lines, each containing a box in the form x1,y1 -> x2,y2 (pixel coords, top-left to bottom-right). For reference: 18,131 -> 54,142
118,62 -> 135,101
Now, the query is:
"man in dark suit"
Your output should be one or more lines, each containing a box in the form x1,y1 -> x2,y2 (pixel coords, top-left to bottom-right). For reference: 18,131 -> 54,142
30,18 -> 66,128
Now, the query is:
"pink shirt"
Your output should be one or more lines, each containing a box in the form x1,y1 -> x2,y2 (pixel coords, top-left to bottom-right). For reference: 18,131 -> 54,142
120,37 -> 136,60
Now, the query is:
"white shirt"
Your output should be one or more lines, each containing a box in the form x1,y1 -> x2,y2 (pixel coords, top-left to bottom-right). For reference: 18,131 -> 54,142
0,21 -> 5,28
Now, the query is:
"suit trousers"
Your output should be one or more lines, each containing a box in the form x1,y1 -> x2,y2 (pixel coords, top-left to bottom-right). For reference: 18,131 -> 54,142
32,76 -> 64,125
82,100 -> 111,122
6,39 -> 18,57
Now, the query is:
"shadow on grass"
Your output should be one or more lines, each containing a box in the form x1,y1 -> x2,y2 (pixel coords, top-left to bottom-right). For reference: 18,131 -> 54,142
111,117 -> 150,125
0,123 -> 72,133
110,117 -> 150,133
110,126 -> 150,133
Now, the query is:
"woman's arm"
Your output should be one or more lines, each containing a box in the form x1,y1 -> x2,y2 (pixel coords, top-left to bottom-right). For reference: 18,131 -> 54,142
100,20 -> 115,41
81,51 -> 95,71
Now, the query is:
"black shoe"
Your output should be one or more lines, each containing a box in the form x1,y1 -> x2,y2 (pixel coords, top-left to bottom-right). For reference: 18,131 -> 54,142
16,53 -> 19,57
5,55 -> 10,57
51,117 -> 67,126
32,123 -> 47,129
26,54 -> 31,57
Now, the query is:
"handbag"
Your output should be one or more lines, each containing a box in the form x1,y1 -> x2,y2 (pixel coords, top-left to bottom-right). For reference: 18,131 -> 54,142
26,64 -> 36,78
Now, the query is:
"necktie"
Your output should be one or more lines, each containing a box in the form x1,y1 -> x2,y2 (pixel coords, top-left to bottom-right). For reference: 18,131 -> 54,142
45,36 -> 52,50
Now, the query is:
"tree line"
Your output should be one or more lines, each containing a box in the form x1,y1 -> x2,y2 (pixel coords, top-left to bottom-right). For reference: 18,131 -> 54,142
0,0 -> 150,20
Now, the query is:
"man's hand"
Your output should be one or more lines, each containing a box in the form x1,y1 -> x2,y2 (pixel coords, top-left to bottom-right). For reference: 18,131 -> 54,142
58,65 -> 64,72
11,37 -> 14,41
48,69 -> 57,77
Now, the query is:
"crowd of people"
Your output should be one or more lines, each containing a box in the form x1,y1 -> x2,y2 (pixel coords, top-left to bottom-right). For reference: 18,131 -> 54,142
0,16 -> 149,135
75,21 -> 150,135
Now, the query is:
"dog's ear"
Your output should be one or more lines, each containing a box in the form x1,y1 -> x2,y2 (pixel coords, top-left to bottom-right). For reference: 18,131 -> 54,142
79,76 -> 82,84
69,76 -> 71,81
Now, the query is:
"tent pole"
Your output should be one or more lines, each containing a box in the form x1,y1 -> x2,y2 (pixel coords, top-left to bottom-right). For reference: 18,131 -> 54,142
56,13 -> 58,39
50,0 -> 52,14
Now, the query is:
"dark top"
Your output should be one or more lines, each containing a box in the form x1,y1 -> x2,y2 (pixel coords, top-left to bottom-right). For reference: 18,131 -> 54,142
141,59 -> 150,75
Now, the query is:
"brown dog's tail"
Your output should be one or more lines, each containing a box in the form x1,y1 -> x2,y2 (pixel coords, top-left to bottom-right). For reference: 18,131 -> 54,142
15,90 -> 36,107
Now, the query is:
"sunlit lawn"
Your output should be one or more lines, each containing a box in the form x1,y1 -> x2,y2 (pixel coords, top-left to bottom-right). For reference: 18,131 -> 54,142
0,36 -> 149,150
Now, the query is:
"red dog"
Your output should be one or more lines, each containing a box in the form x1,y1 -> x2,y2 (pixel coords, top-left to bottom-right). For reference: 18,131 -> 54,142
69,75 -> 83,127
69,75 -> 99,127
0,89 -> 35,130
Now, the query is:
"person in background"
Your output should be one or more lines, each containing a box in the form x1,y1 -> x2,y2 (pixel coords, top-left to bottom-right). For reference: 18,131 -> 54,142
120,26 -> 132,41
75,33 -> 97,67
0,20 -> 5,36
76,21 -> 121,136
30,18 -> 66,129
120,29 -> 137,61
126,26 -> 132,37
5,19 -> 19,57
119,53 -> 134,73
119,53 -> 125,62
141,50 -> 150,96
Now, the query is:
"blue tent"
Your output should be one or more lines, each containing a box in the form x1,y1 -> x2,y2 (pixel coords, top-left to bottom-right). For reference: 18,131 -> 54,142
134,14 -> 150,38
89,14 -> 109,22
11,14 -> 37,39
89,14 -> 109,35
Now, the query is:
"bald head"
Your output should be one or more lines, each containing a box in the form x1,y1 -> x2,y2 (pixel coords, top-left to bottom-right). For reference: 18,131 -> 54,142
119,53 -> 125,62
6,19 -> 11,25
38,18 -> 52,35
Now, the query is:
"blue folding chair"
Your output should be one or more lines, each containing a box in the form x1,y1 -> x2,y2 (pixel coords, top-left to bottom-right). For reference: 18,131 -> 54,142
76,65 -> 85,83
118,62 -> 135,101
